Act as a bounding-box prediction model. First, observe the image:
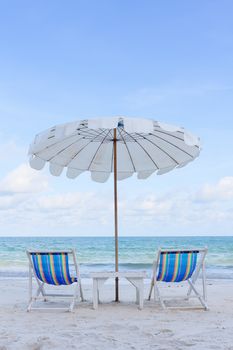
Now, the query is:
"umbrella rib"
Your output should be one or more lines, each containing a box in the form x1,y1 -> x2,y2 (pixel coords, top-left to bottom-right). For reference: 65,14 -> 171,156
46,129 -> 108,164
134,133 -> 180,165
77,128 -> 104,138
87,130 -> 112,171
38,123 -> 101,154
79,120 -> 111,138
118,128 -> 136,172
44,138 -> 83,162
153,127 -> 184,141
153,127 -> 200,150
36,134 -> 83,156
149,132 -> 195,159
78,120 -> 103,137
121,129 -> 160,169
35,121 -> 107,157
65,129 -> 109,166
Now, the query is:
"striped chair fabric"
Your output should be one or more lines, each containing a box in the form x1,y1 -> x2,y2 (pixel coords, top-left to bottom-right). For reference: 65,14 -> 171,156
31,252 -> 77,285
157,251 -> 198,282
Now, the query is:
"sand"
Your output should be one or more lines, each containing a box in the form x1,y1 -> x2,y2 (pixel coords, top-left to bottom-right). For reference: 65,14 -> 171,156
0,278 -> 233,350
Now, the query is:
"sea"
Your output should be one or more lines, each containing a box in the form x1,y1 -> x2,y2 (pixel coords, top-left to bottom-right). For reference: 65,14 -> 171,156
0,236 -> 233,279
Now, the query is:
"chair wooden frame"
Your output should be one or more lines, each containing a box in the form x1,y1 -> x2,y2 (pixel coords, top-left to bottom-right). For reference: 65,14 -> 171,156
26,249 -> 84,312
148,247 -> 208,310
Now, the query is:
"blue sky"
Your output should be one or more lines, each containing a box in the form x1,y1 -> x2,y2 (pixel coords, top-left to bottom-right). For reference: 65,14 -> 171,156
0,1 -> 233,236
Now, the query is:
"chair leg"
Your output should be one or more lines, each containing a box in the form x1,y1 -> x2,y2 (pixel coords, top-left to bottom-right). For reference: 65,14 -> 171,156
79,280 -> 84,302
186,284 -> 192,299
28,266 -> 33,311
37,282 -> 46,299
27,286 -> 33,313
148,279 -> 165,309
40,283 -> 48,301
27,276 -> 43,311
154,282 -> 166,309
27,299 -> 33,312
148,279 -> 154,300
202,262 -> 207,301
69,283 -> 79,312
188,280 -> 208,310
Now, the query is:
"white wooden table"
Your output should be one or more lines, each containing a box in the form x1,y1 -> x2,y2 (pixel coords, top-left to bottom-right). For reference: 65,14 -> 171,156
90,271 -> 147,310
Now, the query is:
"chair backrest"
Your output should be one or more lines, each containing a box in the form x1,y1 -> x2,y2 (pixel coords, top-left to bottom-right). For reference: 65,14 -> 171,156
157,249 -> 200,282
28,251 -> 76,285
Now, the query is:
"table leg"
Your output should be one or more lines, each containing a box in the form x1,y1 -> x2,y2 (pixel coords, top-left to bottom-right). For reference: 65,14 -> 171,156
126,278 -> 144,310
93,278 -> 98,310
136,288 -> 139,304
138,280 -> 144,310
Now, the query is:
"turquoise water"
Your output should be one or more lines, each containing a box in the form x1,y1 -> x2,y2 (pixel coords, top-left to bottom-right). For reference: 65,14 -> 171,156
0,236 -> 233,279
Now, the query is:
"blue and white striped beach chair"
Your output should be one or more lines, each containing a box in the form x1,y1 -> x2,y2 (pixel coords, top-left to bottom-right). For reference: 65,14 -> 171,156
148,248 -> 208,310
26,249 -> 84,312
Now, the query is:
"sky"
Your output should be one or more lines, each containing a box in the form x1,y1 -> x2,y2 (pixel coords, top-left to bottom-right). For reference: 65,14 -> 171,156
0,0 -> 233,236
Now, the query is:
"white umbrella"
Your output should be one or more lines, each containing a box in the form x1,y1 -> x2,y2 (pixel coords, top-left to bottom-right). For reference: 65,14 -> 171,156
29,116 -> 201,301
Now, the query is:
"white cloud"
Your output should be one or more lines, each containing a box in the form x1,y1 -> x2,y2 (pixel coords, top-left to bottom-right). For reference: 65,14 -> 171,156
0,175 -> 233,236
36,191 -> 113,225
119,178 -> 233,230
37,192 -> 99,211
139,194 -> 173,214
0,139 -> 25,162
0,194 -> 25,210
197,177 -> 233,201
0,163 -> 49,194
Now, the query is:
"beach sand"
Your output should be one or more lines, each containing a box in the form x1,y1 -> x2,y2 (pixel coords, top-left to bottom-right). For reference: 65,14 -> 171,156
0,278 -> 233,350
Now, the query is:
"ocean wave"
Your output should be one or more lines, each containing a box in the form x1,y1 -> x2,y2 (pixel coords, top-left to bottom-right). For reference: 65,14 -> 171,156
1,263 -> 233,279
1,236 -> 233,279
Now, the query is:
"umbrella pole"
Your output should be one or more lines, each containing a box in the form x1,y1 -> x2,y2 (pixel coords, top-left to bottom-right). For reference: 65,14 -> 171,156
113,128 -> 119,302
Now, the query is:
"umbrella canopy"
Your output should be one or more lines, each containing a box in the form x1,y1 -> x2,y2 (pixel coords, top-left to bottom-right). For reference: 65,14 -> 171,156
29,116 -> 201,301
29,117 -> 200,180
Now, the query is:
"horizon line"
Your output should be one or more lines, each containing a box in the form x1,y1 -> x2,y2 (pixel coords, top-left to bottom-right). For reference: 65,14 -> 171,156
0,235 -> 232,238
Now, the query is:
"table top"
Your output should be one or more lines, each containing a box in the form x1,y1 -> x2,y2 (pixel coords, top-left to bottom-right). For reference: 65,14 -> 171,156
90,271 -> 147,278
